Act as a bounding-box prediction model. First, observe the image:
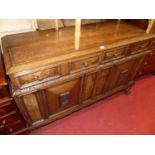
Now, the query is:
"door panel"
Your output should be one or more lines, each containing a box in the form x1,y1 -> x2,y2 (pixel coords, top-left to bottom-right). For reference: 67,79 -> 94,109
94,68 -> 111,97
82,72 -> 97,102
45,78 -> 81,114
107,59 -> 136,90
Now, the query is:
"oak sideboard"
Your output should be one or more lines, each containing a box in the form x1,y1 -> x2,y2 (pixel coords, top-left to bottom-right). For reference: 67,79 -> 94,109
1,20 -> 155,130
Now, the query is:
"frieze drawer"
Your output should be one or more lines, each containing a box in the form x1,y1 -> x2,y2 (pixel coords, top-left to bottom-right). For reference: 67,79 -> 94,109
102,46 -> 128,63
17,66 -> 60,88
69,55 -> 99,73
129,40 -> 152,54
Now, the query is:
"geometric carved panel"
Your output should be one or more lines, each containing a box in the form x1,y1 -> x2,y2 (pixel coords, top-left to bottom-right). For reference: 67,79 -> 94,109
107,60 -> 135,90
45,78 -> 81,114
94,68 -> 111,97
82,72 -> 97,102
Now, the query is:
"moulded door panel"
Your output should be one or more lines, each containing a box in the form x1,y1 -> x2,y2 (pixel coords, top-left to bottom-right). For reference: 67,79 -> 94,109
82,72 -> 97,102
93,67 -> 112,97
45,78 -> 81,115
107,60 -> 136,90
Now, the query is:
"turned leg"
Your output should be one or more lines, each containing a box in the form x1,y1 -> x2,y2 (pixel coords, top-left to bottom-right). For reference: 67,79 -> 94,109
124,87 -> 131,95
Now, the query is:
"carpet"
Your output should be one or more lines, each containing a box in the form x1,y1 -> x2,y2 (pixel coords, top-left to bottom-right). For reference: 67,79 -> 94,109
36,75 -> 155,135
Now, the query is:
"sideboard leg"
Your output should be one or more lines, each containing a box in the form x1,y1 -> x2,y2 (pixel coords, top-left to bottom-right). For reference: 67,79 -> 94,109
124,87 -> 131,95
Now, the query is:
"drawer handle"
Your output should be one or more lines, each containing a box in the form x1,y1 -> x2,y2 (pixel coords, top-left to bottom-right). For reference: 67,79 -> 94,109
83,62 -> 88,67
105,54 -> 112,59
59,91 -> 70,106
113,53 -> 120,57
34,75 -> 42,81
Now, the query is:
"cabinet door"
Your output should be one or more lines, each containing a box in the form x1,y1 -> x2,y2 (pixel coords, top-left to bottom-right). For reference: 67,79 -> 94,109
82,66 -> 112,102
17,77 -> 82,125
45,77 -> 81,115
93,67 -> 112,97
106,57 -> 143,91
82,72 -> 97,102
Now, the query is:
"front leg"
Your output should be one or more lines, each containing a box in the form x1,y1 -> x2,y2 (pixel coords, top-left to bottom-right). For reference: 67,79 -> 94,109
124,87 -> 131,95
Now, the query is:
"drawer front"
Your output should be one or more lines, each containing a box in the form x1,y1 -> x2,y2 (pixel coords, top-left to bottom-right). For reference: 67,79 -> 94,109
0,101 -> 15,115
102,46 -> 128,62
0,111 -> 19,127
0,120 -> 24,135
129,40 -> 151,54
70,55 -> 99,73
18,66 -> 60,87
45,77 -> 81,115
0,86 -> 10,99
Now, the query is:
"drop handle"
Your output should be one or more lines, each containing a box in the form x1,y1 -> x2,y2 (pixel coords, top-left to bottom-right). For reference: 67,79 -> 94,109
34,75 -> 42,81
140,44 -> 147,48
113,52 -> 121,57
113,53 -> 118,57
83,62 -> 88,67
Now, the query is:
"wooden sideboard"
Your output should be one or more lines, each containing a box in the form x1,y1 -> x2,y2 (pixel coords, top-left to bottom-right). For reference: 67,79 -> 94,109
0,47 -> 29,134
1,21 -> 155,130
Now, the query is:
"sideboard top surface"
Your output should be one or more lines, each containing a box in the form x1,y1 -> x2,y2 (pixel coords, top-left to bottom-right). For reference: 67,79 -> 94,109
1,21 -> 155,75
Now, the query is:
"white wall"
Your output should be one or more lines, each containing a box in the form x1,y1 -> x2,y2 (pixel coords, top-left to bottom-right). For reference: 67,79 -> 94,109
0,19 -> 35,39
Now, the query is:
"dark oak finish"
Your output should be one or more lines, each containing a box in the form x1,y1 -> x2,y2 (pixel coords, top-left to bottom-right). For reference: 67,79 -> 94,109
1,20 -> 155,130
